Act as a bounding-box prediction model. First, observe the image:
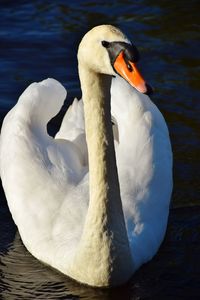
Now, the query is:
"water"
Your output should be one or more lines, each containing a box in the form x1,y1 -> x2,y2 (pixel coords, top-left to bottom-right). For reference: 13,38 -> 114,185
0,0 -> 199,298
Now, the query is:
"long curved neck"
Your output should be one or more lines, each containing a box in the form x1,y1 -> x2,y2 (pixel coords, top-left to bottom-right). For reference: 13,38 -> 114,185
69,63 -> 133,287
82,67 -> 121,217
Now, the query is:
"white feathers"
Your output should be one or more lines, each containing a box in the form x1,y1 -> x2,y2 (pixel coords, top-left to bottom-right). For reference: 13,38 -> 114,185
0,25 -> 172,287
0,75 -> 172,278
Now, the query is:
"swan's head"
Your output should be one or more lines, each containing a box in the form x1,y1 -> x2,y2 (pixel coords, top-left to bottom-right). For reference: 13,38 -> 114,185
78,25 -> 153,95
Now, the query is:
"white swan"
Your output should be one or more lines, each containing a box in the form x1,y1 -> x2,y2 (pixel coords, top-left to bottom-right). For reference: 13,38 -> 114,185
0,25 -> 172,287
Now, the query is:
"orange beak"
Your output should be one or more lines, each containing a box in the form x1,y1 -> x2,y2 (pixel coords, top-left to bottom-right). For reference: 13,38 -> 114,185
114,51 -> 151,94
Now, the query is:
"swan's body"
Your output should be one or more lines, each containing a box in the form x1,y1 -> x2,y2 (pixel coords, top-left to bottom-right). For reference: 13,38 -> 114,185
0,25 -> 172,287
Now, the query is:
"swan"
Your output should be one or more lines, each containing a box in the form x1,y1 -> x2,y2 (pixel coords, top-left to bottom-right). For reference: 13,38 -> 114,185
0,25 -> 172,287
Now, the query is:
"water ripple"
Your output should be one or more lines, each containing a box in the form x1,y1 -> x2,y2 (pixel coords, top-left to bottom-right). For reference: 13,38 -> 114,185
1,207 -> 200,299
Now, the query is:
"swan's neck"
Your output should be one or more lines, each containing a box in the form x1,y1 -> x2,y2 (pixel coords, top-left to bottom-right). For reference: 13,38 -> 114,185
82,69 -> 121,219
70,64 -> 133,287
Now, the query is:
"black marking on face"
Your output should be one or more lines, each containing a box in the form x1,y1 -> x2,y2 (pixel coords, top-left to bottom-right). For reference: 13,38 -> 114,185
101,40 -> 110,48
102,41 -> 140,67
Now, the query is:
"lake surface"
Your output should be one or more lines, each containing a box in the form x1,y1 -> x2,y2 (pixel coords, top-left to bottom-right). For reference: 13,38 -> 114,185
0,0 -> 200,299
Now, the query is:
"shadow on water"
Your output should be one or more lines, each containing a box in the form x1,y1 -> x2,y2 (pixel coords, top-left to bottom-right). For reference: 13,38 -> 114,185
0,0 -> 200,299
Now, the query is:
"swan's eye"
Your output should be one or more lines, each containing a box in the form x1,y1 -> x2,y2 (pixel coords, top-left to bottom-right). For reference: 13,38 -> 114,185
127,62 -> 133,72
102,40 -> 110,48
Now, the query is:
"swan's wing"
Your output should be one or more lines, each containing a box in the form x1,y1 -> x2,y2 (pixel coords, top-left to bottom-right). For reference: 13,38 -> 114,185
0,79 -> 89,266
111,76 -> 173,269
56,98 -> 85,140
55,98 -> 88,165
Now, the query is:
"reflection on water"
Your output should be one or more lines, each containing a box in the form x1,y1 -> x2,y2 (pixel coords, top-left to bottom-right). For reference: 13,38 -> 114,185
0,0 -> 200,299
1,205 -> 200,299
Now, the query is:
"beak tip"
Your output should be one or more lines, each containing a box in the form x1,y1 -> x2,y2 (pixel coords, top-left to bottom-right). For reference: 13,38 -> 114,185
144,84 -> 154,96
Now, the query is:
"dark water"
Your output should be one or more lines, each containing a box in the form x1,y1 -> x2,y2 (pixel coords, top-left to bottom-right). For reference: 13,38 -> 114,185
0,0 -> 200,299
1,205 -> 200,299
